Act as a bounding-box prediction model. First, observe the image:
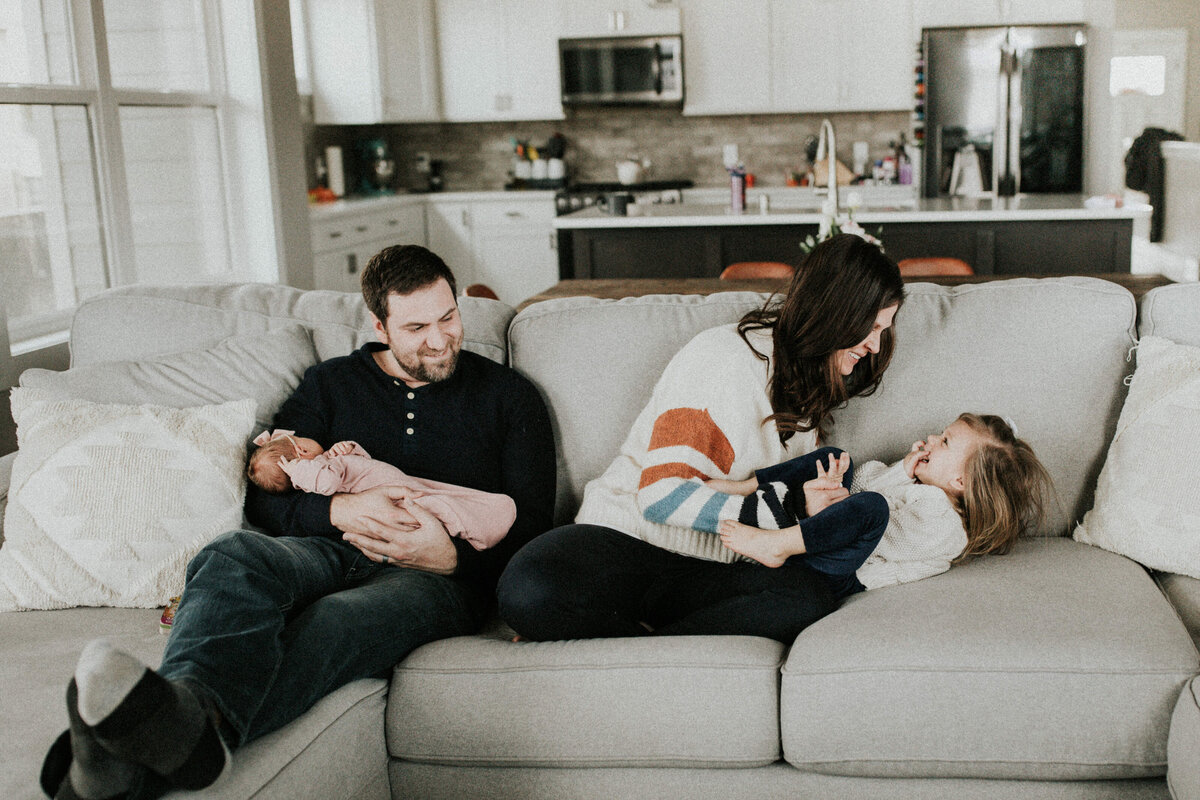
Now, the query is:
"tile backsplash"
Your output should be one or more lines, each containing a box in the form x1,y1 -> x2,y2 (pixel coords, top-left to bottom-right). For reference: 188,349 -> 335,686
310,105 -> 911,195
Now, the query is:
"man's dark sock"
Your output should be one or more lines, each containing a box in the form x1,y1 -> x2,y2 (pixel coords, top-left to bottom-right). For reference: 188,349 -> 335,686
40,679 -> 139,800
74,640 -> 228,791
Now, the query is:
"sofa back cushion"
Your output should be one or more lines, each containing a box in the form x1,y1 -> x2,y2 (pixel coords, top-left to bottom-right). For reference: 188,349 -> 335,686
68,283 -> 514,367
510,278 -> 1137,533
1139,282 -> 1200,346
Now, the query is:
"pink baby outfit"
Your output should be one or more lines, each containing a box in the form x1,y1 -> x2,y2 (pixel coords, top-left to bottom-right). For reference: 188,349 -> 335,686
280,441 -> 516,551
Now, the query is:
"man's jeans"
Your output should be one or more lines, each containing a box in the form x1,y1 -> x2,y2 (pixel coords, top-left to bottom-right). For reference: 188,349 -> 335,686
159,530 -> 486,746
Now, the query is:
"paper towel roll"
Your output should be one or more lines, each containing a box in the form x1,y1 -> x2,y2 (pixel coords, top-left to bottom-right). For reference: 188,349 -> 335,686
325,146 -> 345,197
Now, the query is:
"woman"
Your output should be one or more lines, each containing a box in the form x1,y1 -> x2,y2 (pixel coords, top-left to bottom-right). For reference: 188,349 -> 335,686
498,234 -> 905,643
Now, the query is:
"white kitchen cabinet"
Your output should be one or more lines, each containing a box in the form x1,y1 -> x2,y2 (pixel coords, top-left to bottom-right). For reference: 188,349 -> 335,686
559,0 -> 681,37
771,0 -> 914,113
302,0 -> 441,124
913,0 -> 1089,29
681,0 -> 773,116
310,203 -> 428,293
426,196 -> 558,307
436,0 -> 564,122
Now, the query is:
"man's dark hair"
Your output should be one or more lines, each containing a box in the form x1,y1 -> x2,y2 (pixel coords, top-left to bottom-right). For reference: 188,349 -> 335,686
361,244 -> 458,322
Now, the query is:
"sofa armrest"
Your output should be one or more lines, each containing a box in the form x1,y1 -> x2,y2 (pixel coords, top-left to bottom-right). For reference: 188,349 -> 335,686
0,450 -> 15,547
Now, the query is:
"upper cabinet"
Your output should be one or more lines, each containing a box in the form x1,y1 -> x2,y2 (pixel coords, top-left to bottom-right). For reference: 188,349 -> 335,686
559,0 -> 681,37
302,0 -> 441,124
771,0 -> 914,113
681,0 -> 773,116
913,0 -> 1090,29
436,0 -> 565,121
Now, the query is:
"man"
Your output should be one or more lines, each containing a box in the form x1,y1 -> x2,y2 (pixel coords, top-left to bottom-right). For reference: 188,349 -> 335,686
42,245 -> 556,800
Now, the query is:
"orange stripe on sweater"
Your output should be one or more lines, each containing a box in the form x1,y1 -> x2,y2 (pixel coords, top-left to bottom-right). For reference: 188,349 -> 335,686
646,407 -> 736,473
638,462 -> 709,490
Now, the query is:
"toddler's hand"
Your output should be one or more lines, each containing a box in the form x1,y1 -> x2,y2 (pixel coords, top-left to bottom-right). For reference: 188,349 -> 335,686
903,440 -> 927,478
328,441 -> 356,457
802,453 -> 850,516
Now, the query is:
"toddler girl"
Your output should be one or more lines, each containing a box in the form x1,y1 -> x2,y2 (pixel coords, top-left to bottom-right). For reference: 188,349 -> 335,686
247,430 -> 516,550
710,413 -> 1052,597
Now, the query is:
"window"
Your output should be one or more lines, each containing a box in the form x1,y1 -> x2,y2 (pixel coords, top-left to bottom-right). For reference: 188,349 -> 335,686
0,0 -> 248,351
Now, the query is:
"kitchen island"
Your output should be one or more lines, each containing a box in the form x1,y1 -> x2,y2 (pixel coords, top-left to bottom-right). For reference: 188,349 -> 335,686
553,194 -> 1151,279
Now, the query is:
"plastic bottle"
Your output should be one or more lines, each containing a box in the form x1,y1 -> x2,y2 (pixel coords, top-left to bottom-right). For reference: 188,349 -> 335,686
730,164 -> 747,212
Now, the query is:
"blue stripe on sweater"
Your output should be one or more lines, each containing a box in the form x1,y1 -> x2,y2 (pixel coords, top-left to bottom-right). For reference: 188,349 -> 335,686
643,481 -> 701,525
694,492 -> 730,534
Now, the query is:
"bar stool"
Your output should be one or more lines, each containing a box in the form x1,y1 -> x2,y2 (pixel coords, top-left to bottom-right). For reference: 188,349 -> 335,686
896,257 -> 974,277
719,262 -> 795,280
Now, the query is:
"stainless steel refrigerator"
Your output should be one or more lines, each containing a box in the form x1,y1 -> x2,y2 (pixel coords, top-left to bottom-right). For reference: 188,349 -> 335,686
921,25 -> 1086,198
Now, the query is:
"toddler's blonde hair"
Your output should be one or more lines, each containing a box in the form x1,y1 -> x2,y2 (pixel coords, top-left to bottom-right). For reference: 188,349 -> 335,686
247,436 -> 299,494
953,413 -> 1053,563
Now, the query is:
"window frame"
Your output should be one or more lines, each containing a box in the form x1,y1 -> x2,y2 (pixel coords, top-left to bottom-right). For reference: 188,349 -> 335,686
0,0 -> 239,345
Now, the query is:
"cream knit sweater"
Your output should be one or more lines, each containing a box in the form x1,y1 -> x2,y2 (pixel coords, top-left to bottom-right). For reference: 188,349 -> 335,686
575,324 -> 818,563
849,460 -> 968,590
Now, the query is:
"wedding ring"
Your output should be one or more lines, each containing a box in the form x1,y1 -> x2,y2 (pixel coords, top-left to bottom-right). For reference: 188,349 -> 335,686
382,555 -> 390,565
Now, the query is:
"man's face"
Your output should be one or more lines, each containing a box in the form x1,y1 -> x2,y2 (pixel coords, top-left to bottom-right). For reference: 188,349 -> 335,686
373,280 -> 463,386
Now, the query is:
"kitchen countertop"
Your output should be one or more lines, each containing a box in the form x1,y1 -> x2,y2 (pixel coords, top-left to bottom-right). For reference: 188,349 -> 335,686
554,194 -> 1152,229
309,190 -> 557,219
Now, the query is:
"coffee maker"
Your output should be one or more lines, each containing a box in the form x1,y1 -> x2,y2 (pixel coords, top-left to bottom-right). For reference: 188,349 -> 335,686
358,138 -> 396,195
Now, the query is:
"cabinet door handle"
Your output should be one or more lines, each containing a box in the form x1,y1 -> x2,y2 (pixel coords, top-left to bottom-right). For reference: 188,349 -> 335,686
462,209 -> 469,227
615,10 -> 625,30
506,211 -> 523,218
387,219 -> 399,226
549,232 -> 556,251
347,252 -> 358,275
328,231 -> 343,239
355,225 -> 368,233
607,10 -> 616,29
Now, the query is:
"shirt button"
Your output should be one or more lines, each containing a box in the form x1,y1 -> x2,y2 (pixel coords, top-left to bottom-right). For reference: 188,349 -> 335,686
393,380 -> 400,386
407,412 -> 414,419
407,392 -> 415,400
406,428 -> 414,435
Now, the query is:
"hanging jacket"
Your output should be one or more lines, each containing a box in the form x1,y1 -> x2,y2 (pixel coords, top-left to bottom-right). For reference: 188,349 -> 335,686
1125,127 -> 1185,242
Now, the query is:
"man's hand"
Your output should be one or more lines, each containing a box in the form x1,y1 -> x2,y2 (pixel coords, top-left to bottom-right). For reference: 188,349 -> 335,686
339,493 -> 458,576
331,485 -> 422,536
802,452 -> 850,517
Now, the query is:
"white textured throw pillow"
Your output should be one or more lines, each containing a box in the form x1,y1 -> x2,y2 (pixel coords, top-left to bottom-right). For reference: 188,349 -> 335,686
1073,336 -> 1200,578
0,390 -> 256,611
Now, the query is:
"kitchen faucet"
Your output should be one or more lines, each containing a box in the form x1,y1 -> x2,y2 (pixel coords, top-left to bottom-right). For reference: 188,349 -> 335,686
814,118 -> 839,216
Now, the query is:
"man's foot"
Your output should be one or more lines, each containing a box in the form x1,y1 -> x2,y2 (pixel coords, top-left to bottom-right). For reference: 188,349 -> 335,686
719,520 -> 793,568
73,640 -> 228,791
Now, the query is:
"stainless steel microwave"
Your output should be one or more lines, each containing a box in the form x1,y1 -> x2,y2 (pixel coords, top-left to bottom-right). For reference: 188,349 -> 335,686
559,35 -> 683,106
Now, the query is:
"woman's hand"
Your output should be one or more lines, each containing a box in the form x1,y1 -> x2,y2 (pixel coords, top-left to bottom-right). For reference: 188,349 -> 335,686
802,452 -> 850,516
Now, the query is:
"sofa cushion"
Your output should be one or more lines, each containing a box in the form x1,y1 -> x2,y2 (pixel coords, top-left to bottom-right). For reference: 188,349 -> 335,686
1157,572 -> 1200,653
510,279 -> 1137,533
68,284 -> 513,367
1169,677 -> 1200,800
387,633 -> 784,768
0,606 -> 387,800
19,326 -> 316,431
1139,282 -> 1200,346
780,537 -> 1198,781
509,292 -> 770,523
1073,336 -> 1200,578
0,392 -> 255,610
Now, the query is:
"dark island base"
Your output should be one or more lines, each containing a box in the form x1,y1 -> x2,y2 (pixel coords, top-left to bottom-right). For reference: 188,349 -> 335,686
559,218 -> 1134,280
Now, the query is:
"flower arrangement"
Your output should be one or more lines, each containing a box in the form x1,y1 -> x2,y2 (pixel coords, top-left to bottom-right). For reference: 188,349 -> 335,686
799,193 -> 885,253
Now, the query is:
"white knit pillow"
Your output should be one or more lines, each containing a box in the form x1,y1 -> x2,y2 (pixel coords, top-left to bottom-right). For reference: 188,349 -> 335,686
0,390 -> 256,611
1073,336 -> 1200,578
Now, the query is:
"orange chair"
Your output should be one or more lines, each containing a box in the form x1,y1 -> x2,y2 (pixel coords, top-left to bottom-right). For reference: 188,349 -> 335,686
719,261 -> 795,280
463,283 -> 499,300
896,257 -> 974,277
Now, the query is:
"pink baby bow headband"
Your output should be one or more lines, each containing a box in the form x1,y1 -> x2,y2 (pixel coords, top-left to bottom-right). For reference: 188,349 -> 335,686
252,429 -> 296,446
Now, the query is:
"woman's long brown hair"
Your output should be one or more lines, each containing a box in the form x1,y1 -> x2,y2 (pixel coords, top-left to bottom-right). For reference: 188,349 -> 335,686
738,233 -> 904,443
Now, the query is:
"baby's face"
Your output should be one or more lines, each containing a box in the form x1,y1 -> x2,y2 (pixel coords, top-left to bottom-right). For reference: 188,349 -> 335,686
287,436 -> 325,460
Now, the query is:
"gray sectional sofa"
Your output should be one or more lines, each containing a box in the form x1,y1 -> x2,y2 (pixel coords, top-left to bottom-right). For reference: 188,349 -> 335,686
2,277 -> 1200,800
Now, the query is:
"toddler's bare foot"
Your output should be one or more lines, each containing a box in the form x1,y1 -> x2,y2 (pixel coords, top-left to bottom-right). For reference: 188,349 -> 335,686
719,520 -> 791,568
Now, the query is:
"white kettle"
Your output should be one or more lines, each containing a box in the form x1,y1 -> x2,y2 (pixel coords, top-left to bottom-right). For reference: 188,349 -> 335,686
949,144 -> 984,196
616,158 -> 645,185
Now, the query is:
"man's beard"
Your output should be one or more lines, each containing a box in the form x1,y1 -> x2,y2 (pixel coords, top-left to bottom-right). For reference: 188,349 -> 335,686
392,342 -> 460,384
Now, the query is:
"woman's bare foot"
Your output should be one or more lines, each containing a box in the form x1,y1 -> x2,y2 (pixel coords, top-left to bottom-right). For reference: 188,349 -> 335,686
719,520 -> 801,568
